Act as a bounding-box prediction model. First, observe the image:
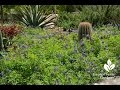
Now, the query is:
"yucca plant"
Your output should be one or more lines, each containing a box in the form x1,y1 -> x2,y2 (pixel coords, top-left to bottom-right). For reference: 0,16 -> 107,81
14,5 -> 58,28
78,22 -> 92,41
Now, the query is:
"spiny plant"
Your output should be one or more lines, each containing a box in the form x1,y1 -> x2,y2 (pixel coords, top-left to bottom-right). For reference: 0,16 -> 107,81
78,22 -> 92,41
14,5 -> 58,28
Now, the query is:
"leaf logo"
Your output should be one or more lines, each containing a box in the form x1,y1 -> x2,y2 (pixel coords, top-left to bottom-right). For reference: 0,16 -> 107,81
104,59 -> 115,72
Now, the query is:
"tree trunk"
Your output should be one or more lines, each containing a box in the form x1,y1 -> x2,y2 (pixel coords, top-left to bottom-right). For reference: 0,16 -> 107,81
0,5 -> 4,26
0,5 -> 4,51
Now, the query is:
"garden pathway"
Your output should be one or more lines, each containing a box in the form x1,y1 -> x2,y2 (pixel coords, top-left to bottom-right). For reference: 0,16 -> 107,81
93,76 -> 120,85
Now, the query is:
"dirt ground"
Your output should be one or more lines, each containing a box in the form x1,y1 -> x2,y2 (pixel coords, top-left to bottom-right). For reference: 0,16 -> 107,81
93,76 -> 120,85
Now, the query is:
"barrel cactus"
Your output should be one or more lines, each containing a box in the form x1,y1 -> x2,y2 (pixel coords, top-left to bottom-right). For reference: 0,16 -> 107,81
78,22 -> 92,41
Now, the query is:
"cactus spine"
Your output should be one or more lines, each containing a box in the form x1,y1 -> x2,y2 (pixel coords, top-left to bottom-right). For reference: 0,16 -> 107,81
78,22 -> 92,41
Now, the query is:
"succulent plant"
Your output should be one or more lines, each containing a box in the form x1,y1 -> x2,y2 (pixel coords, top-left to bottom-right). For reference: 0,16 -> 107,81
78,22 -> 92,41
15,5 -> 58,28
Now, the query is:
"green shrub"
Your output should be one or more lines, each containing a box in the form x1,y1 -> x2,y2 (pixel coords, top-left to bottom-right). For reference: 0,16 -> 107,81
57,5 -> 120,29
2,71 -> 23,85
57,11 -> 81,29
80,5 -> 120,27
0,26 -> 120,85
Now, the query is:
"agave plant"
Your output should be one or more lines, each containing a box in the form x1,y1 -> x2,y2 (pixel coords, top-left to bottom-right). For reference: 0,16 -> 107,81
14,5 -> 58,28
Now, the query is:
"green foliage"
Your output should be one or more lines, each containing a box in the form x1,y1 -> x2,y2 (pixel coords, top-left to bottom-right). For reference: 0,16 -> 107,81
78,5 -> 119,26
1,71 -> 23,85
57,5 -> 120,29
57,5 -> 78,12
1,6 -> 120,84
0,25 -> 120,85
57,11 -> 81,29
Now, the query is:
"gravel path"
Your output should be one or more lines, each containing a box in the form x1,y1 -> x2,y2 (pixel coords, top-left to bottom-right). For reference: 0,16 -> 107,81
93,77 -> 120,85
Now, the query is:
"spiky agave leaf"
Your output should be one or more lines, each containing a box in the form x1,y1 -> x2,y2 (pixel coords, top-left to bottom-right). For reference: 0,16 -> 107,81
15,5 -> 58,28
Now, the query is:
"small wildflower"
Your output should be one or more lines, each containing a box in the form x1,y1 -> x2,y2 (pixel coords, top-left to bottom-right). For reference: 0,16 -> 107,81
54,66 -> 59,71
82,52 -> 87,57
51,72 -> 55,77
90,48 -> 94,52
0,72 -> 4,77
86,34 -> 90,39
61,61 -> 65,65
80,40 -> 84,47
69,58 -> 76,63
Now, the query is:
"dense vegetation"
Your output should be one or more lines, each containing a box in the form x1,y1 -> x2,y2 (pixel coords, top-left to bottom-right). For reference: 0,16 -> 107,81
0,5 -> 120,85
